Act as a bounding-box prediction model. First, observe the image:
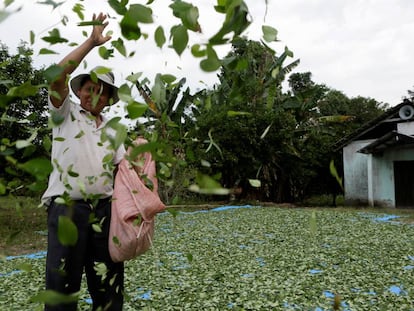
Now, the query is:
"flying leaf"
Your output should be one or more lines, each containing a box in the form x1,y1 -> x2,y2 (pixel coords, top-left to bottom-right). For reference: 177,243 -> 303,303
309,211 -> 317,235
330,160 -> 343,191
0,10 -> 10,23
248,179 -> 261,188
262,25 -> 278,42
120,3 -> 153,40
111,38 -> 127,57
227,110 -> 252,117
43,64 -> 64,83
191,44 -> 206,58
30,30 -> 35,44
41,28 -> 68,44
169,1 -> 201,32
58,216 -> 78,246
72,3 -> 85,20
260,123 -> 272,139
19,158 -> 52,181
160,74 -> 176,84
39,48 -> 58,55
127,102 -> 148,119
171,25 -> 188,56
154,26 -> 166,48
30,290 -> 79,305
200,46 -> 220,72
189,172 -> 230,195
98,46 -> 114,59
108,0 -> 128,15
7,81 -> 40,98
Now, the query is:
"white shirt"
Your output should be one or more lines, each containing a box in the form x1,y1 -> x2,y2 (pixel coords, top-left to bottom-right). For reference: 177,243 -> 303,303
42,96 -> 125,204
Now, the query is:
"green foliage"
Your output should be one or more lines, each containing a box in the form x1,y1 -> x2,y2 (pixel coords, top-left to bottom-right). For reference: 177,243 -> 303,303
191,39 -> 301,202
0,42 -> 49,195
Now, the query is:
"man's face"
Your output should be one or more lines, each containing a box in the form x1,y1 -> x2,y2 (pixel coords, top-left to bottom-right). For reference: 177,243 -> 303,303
77,79 -> 111,116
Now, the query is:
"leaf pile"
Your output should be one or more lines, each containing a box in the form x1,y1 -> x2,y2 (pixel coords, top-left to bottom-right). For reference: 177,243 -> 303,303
1,207 -> 414,310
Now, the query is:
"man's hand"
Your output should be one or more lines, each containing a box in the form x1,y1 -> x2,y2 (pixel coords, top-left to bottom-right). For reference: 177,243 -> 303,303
90,12 -> 112,46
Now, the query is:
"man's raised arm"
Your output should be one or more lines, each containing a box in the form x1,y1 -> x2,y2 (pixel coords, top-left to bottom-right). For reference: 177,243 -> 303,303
49,12 -> 112,108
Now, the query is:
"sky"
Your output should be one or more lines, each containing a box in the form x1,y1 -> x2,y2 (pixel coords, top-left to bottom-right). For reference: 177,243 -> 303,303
1,0 -> 413,109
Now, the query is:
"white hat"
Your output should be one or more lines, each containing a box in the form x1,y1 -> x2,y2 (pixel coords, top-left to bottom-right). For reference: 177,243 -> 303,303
70,66 -> 119,104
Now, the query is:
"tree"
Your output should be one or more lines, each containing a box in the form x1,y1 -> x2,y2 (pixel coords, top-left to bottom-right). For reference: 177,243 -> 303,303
0,42 -> 49,195
134,76 -> 199,204
192,39 -> 300,202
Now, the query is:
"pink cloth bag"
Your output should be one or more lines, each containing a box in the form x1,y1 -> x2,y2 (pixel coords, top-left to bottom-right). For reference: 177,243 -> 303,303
109,138 -> 166,262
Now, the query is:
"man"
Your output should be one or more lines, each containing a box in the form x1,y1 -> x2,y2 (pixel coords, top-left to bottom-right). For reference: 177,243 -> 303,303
42,13 -> 125,311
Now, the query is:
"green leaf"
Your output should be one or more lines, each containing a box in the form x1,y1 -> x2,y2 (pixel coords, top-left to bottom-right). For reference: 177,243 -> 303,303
158,162 -> 171,178
160,74 -> 177,84
169,1 -> 200,32
330,159 -> 343,190
58,216 -> 78,246
77,20 -> 103,27
165,207 -> 179,218
98,46 -> 113,59
171,25 -> 188,56
248,179 -> 261,188
112,235 -> 121,246
154,26 -> 166,48
16,262 -> 33,272
309,211 -> 317,235
49,110 -> 65,128
130,4 -> 153,23
0,182 -> 6,195
108,0 -> 128,15
260,123 -> 272,139
262,25 -> 278,42
92,223 -> 102,233
189,172 -> 230,195
104,119 -> 128,150
41,28 -> 68,44
191,44 -> 206,58
36,0 -> 64,10
120,3 -> 153,40
151,74 -> 166,104
127,102 -> 148,119
67,164 -> 79,177
44,64 -> 64,84
30,30 -> 35,45
111,38 -> 127,57
118,83 -> 133,103
72,3 -> 85,20
7,81 -> 39,98
0,10 -> 10,23
39,48 -> 58,55
227,110 -> 251,117
209,0 -> 251,45
30,290 -> 79,306
200,47 -> 221,72
19,158 -> 52,181
15,140 -> 32,149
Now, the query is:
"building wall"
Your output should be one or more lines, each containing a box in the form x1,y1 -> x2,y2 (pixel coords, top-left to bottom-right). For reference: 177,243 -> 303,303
397,122 -> 414,135
343,140 -> 373,205
371,154 -> 394,207
344,140 -> 414,208
375,146 -> 414,207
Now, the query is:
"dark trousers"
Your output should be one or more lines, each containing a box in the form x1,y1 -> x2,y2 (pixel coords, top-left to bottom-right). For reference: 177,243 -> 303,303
45,198 -> 124,311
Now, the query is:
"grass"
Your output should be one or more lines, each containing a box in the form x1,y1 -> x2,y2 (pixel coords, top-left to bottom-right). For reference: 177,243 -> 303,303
2,197 -> 414,310
0,196 -> 47,256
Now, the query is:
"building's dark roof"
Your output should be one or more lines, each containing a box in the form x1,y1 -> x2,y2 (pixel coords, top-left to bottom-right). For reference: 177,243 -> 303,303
334,99 -> 413,151
357,131 -> 414,155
